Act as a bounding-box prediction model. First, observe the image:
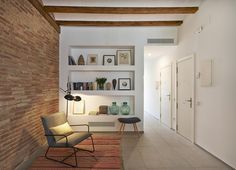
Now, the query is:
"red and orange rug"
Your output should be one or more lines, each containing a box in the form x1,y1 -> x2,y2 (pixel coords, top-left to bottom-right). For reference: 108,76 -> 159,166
30,134 -> 123,170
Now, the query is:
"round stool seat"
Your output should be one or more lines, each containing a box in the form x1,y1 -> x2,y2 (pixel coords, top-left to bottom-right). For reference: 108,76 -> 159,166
118,117 -> 141,124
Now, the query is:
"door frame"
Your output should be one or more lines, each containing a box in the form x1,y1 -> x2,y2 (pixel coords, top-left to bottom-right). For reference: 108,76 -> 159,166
160,64 -> 172,129
176,54 -> 195,143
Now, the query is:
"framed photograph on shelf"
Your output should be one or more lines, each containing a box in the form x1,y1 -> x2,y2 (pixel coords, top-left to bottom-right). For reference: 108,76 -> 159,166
117,50 -> 131,65
87,54 -> 98,65
73,100 -> 85,115
103,55 -> 115,66
118,78 -> 131,90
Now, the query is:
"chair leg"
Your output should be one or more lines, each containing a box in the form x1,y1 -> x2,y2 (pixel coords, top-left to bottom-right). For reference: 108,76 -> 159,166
119,123 -> 125,135
73,147 -> 78,167
45,146 -> 50,159
75,135 -> 95,153
45,146 -> 78,167
134,123 -> 140,136
90,135 -> 95,152
119,123 -> 123,134
121,123 -> 125,135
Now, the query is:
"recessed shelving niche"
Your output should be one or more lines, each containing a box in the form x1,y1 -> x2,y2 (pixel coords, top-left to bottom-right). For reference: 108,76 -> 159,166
66,45 -> 137,122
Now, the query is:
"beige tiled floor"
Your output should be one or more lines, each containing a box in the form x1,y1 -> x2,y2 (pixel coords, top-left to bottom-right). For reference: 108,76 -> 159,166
121,113 -> 234,170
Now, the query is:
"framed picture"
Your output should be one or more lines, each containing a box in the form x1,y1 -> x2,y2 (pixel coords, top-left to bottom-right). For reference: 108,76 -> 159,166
103,55 -> 115,66
87,54 -> 98,65
73,100 -> 85,115
117,50 -> 131,65
118,78 -> 131,90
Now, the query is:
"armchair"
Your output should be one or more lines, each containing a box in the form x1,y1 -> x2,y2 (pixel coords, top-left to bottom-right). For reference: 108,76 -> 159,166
41,112 -> 95,167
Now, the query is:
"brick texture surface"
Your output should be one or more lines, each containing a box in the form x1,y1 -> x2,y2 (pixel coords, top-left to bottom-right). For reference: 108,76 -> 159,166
0,0 -> 59,169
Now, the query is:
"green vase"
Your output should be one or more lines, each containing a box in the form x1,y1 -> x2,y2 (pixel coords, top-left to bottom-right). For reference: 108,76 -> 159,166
109,102 -> 119,115
120,102 -> 130,115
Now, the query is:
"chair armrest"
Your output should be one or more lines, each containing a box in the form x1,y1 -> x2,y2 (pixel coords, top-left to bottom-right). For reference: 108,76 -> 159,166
45,134 -> 69,146
70,124 -> 90,132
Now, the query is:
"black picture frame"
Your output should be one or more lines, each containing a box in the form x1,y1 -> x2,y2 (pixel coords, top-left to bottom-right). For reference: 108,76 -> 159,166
103,55 -> 115,65
118,78 -> 131,90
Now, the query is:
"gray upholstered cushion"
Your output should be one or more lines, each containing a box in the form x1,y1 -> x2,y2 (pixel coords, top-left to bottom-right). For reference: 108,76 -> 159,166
118,117 -> 141,124
41,112 -> 67,145
55,132 -> 92,147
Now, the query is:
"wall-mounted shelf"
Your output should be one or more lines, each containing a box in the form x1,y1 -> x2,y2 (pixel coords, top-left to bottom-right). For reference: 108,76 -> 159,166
68,65 -> 135,72
71,90 -> 135,96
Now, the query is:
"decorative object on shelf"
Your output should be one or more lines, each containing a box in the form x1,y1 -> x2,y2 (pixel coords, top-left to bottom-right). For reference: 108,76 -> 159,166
96,77 -> 107,90
99,105 -> 108,114
73,82 -> 79,90
106,82 -> 112,90
83,82 -> 87,90
117,50 -> 131,65
73,100 -> 85,115
78,54 -> 85,65
92,82 -> 97,90
112,79 -> 117,90
103,55 -> 115,66
89,111 -> 98,115
87,54 -> 98,65
109,102 -> 119,115
118,78 -> 131,90
79,82 -> 83,90
68,56 -> 76,65
89,82 -> 93,90
120,102 -> 130,115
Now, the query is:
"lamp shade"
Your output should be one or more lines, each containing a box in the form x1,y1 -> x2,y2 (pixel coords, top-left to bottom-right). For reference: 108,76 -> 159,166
74,96 -> 81,101
64,94 -> 74,101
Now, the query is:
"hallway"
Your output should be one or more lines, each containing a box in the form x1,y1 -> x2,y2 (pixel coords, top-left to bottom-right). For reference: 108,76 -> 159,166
121,113 -> 233,170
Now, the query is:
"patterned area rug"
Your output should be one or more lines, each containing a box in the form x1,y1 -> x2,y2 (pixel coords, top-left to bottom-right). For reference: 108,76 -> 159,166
30,134 -> 122,170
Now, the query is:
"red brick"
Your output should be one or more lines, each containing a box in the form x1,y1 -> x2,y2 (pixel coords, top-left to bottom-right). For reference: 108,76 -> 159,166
0,0 -> 59,169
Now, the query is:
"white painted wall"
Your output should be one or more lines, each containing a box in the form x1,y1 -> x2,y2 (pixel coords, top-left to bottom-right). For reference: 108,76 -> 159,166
144,58 -> 160,119
59,27 -> 177,131
144,46 -> 177,128
176,0 -> 236,168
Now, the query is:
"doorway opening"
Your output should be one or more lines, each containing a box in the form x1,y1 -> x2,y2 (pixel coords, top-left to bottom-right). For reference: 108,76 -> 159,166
144,45 -> 177,130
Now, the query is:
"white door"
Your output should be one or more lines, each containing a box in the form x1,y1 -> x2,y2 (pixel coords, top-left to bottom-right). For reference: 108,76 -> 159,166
160,65 -> 172,128
176,55 -> 195,142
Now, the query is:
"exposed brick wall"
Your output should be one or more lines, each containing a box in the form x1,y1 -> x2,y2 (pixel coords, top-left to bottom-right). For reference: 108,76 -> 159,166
0,0 -> 59,169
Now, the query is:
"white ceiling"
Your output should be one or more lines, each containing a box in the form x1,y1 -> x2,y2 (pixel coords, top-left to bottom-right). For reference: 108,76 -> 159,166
42,0 -> 202,21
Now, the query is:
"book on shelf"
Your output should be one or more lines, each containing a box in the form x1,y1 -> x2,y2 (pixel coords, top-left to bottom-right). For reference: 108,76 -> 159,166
68,56 -> 76,65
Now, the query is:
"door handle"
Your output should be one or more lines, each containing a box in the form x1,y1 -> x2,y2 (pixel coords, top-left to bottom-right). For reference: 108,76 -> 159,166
185,97 -> 192,108
166,94 -> 171,101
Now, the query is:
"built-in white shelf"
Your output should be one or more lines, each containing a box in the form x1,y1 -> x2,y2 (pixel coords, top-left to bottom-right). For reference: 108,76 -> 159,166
68,65 -> 135,72
71,90 -> 135,96
69,114 -> 134,118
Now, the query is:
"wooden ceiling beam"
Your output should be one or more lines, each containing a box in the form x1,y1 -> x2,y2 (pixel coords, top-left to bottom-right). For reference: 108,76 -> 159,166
56,21 -> 183,27
44,6 -> 198,14
27,0 -> 60,33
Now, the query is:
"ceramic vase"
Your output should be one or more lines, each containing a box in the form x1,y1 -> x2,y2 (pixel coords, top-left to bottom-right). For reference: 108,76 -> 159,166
78,54 -> 85,65
109,102 -> 119,115
120,102 -> 130,115
106,82 -> 112,90
112,79 -> 117,90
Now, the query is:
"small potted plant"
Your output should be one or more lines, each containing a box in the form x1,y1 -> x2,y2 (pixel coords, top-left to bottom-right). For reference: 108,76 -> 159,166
96,77 -> 107,90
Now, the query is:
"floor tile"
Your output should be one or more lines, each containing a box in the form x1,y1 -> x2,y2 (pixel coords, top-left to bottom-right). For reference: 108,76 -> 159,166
121,113 -> 233,170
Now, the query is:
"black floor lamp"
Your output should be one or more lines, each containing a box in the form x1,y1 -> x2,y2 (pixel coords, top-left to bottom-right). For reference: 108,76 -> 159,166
61,89 -> 81,119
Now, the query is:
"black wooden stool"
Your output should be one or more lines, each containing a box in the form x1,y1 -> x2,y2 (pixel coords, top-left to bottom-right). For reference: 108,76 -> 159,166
118,117 -> 141,136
